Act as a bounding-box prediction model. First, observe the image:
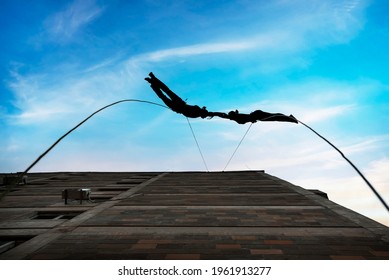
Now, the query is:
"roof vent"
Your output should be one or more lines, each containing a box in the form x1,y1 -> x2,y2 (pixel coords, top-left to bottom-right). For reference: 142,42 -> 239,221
62,188 -> 91,204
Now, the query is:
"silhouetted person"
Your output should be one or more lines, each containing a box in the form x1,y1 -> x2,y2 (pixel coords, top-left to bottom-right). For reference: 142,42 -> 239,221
145,72 -> 209,118
227,110 -> 297,124
145,72 -> 297,124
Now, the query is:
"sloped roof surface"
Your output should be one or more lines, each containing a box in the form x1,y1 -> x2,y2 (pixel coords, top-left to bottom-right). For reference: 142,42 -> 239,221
1,171 -> 388,259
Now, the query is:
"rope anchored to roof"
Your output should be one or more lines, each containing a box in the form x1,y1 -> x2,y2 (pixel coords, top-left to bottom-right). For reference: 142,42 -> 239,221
0,99 -> 168,199
145,72 -> 389,214
296,118 -> 389,213
1,72 -> 387,216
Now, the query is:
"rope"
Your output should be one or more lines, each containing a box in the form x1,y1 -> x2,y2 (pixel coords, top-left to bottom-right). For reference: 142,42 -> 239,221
223,122 -> 253,171
1,99 -> 168,199
4,97 -> 387,215
186,118 -> 209,172
297,118 -> 389,213
221,114 -> 281,172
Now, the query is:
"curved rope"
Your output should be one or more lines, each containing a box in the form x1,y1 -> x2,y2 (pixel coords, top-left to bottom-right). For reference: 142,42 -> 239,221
3,101 -> 387,215
1,99 -> 168,199
296,118 -> 389,213
222,113 -> 388,214
23,99 -> 168,175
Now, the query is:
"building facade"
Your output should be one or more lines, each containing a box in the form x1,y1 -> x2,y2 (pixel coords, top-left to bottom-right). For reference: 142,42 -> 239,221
1,171 -> 388,259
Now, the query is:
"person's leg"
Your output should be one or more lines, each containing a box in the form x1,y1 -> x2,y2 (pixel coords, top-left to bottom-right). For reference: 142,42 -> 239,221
150,84 -> 174,108
249,110 -> 271,121
251,110 -> 297,123
147,73 -> 185,104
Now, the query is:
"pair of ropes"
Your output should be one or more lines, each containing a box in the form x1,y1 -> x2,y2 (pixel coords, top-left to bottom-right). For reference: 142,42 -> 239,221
186,116 -> 251,172
2,99 -> 388,214
187,117 -> 253,172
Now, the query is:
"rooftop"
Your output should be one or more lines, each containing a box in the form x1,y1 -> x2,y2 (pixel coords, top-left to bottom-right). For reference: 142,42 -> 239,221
0,171 -> 388,260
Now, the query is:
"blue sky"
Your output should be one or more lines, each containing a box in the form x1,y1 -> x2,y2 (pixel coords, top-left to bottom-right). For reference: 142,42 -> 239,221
1,0 -> 389,226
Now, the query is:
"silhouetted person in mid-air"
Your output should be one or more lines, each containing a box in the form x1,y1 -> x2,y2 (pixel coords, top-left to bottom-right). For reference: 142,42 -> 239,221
227,110 -> 297,124
145,72 -> 210,118
145,72 -> 297,124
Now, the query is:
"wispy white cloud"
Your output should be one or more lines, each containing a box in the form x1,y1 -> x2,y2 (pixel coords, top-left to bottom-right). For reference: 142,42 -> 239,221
136,41 -> 256,62
297,104 -> 356,123
9,0 -> 368,127
6,65 -> 136,125
82,56 -> 119,73
273,0 -> 366,45
366,157 -> 389,186
342,135 -> 389,155
125,0 -> 366,68
44,0 -> 104,43
13,106 -> 72,123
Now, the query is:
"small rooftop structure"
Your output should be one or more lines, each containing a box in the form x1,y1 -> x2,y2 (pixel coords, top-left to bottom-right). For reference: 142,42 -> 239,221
0,171 -> 388,260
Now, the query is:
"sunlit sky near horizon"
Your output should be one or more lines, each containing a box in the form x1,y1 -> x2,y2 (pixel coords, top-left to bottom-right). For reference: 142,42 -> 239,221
1,0 -> 389,226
